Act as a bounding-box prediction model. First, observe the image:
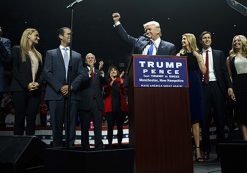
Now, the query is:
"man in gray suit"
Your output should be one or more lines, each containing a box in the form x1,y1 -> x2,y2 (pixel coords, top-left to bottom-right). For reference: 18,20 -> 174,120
0,26 -> 11,102
43,27 -> 88,147
112,12 -> 176,56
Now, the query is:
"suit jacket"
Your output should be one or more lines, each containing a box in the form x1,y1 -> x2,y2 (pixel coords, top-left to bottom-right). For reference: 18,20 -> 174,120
0,37 -> 11,55
43,48 -> 88,101
0,37 -> 11,92
78,67 -> 107,111
9,46 -> 43,92
206,49 -> 232,97
114,24 -> 176,55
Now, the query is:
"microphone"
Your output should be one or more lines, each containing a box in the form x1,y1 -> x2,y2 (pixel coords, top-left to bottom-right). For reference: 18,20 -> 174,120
66,0 -> 84,9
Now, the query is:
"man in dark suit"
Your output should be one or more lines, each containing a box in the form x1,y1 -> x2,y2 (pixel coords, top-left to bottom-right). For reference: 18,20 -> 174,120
0,26 -> 11,102
112,12 -> 176,89
43,27 -> 88,147
78,53 -> 107,150
0,26 -> 11,55
112,12 -> 176,56
199,31 -> 233,160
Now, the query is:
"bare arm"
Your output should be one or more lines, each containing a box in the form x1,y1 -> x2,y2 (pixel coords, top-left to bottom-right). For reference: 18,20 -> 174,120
226,56 -> 232,81
226,56 -> 236,101
193,51 -> 206,74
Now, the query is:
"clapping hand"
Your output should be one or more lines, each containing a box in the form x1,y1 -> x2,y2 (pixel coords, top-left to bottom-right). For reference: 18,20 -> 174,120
120,71 -> 125,78
89,64 -> 94,74
99,60 -> 104,71
119,71 -> 125,84
110,75 -> 116,86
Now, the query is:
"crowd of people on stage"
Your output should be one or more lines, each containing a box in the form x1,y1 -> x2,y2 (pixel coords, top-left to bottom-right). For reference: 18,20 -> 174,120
0,12 -> 247,160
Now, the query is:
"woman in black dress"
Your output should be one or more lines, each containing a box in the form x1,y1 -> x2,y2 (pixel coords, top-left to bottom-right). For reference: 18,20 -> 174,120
226,35 -> 247,140
176,33 -> 206,162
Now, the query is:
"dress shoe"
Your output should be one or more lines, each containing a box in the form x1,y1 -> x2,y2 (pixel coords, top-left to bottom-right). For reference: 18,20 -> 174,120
203,152 -> 210,160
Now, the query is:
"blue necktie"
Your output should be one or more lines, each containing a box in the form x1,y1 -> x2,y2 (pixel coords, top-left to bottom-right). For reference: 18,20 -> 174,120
63,48 -> 69,79
147,42 -> 154,55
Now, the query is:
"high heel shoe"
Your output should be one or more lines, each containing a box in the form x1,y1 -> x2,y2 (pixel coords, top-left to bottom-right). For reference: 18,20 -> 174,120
194,147 -> 204,162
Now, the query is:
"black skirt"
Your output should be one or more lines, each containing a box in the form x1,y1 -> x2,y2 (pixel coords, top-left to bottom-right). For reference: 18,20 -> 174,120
233,73 -> 247,124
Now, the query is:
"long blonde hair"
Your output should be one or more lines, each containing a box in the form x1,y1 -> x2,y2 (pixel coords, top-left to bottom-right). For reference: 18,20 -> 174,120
229,35 -> 247,59
179,33 -> 199,55
20,28 -> 42,62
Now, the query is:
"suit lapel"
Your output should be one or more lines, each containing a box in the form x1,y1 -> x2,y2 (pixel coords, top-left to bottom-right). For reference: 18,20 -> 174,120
212,49 -> 222,80
157,40 -> 170,55
25,54 -> 32,74
56,48 -> 66,72
212,49 -> 218,70
157,41 -> 164,55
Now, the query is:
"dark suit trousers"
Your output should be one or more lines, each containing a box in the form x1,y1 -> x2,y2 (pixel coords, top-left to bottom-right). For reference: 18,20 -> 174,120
12,90 -> 40,135
106,111 -> 125,145
79,99 -> 103,150
48,99 -> 78,147
202,81 -> 226,153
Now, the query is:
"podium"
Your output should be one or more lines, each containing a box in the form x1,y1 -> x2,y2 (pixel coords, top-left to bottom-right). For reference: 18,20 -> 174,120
128,55 -> 193,173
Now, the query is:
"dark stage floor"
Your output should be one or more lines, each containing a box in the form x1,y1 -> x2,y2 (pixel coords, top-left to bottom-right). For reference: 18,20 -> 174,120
194,154 -> 221,173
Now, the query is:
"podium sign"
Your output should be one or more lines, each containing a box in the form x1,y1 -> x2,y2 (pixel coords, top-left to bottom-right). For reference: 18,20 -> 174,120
133,55 -> 188,87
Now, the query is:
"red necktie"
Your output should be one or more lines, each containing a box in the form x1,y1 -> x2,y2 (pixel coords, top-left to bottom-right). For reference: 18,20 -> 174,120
91,70 -> 94,79
203,50 -> 209,84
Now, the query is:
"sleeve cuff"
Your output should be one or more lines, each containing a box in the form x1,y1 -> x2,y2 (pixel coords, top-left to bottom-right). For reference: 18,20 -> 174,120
113,21 -> 121,27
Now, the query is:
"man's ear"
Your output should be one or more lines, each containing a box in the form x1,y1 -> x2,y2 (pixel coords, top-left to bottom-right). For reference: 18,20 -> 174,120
59,34 -> 63,40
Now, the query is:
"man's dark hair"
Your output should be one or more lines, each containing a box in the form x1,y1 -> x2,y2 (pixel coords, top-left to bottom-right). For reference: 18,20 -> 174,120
199,31 -> 212,40
57,27 -> 70,39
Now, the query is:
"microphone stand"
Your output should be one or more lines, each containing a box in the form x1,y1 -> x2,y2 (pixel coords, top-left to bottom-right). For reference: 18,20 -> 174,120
65,0 -> 84,148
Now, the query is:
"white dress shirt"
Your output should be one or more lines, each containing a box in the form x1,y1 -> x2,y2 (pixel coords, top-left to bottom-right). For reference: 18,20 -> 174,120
202,47 -> 216,82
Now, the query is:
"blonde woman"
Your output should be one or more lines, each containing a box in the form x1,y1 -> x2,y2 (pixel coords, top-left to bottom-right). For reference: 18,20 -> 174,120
9,28 -> 43,135
176,33 -> 206,162
226,35 -> 247,140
